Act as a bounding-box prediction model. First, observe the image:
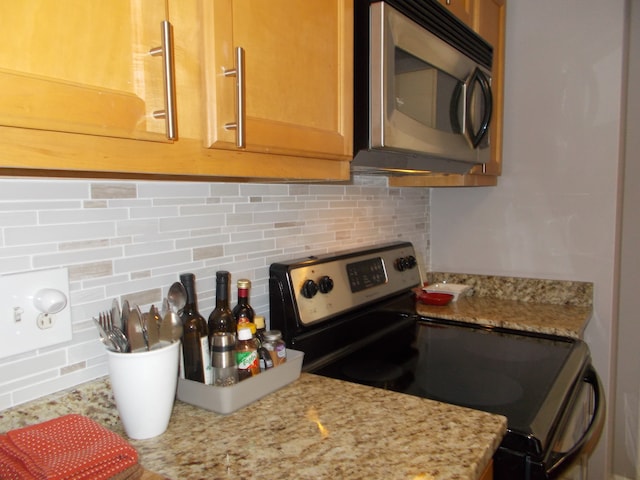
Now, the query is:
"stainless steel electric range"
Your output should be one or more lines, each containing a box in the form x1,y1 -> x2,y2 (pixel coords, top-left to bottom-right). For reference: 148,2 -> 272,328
269,242 -> 604,480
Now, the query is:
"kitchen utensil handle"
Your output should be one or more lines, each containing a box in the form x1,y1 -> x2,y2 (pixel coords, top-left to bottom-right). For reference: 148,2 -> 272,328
150,21 -> 178,140
224,47 -> 246,148
546,365 -> 605,478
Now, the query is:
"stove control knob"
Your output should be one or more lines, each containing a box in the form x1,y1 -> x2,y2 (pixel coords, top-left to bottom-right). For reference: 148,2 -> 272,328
301,279 -> 319,299
395,256 -> 417,271
395,257 -> 409,271
318,275 -> 334,294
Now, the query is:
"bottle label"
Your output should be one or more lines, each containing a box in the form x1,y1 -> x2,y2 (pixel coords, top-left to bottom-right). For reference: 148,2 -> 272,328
236,350 -> 259,371
200,336 -> 212,385
264,340 -> 287,366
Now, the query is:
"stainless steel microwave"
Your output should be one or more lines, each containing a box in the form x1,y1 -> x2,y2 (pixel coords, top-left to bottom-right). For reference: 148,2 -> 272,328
352,0 -> 494,175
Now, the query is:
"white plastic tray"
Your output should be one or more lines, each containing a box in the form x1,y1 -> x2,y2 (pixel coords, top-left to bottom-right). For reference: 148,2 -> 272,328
176,349 -> 304,415
423,283 -> 471,301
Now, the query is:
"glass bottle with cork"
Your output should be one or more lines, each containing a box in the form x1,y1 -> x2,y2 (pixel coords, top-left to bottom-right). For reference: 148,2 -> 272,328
232,278 -> 255,332
179,273 -> 211,384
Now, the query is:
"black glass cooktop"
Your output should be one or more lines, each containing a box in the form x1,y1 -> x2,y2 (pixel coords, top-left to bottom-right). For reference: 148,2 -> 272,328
408,321 -> 575,424
311,317 -> 590,456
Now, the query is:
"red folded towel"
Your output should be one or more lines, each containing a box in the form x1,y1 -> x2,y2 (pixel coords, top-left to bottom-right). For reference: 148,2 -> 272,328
0,414 -> 138,480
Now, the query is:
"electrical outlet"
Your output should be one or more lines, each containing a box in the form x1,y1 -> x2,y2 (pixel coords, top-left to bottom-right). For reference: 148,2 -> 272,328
0,268 -> 72,359
36,313 -> 55,329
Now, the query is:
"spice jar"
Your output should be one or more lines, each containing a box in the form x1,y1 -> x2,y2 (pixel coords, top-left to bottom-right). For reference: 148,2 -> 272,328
254,315 -> 266,345
211,332 -> 238,387
262,330 -> 286,367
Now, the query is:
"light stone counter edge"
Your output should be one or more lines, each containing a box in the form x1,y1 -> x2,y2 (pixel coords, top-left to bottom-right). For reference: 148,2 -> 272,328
0,374 -> 506,480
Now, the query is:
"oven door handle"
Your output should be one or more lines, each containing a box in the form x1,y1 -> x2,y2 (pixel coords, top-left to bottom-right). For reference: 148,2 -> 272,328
546,365 -> 605,478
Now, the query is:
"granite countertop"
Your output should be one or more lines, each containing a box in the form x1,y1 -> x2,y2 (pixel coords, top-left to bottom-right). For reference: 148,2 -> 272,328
417,296 -> 591,338
0,374 -> 506,480
4,272 -> 590,479
421,272 -> 593,338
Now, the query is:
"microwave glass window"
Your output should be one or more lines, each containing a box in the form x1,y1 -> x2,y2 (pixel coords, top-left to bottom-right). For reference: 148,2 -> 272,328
394,47 -> 461,133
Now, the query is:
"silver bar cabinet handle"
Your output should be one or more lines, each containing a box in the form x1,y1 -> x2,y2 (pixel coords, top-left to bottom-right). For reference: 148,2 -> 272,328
223,47 -> 246,148
150,20 -> 178,140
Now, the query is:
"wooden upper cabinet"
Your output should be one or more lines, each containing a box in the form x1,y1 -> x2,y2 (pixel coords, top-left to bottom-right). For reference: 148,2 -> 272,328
0,0 -> 172,142
474,0 -> 506,176
200,0 -> 353,161
437,0 -> 475,26
0,0 -> 351,181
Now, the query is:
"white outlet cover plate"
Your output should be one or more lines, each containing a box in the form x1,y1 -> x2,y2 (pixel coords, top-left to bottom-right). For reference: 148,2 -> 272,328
0,267 -> 72,359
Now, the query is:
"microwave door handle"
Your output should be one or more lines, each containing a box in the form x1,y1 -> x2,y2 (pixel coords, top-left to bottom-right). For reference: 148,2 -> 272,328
546,365 -> 606,479
465,68 -> 493,148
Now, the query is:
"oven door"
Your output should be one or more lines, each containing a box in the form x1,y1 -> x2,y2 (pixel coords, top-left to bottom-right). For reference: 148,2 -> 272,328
550,365 -> 604,480
369,2 -> 492,164
493,364 -> 604,480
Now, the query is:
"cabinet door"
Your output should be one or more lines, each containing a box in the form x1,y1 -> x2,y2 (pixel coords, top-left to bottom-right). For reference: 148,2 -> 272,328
201,0 -> 353,161
479,460 -> 494,480
474,0 -> 505,176
437,0 -> 474,26
0,1 -> 172,142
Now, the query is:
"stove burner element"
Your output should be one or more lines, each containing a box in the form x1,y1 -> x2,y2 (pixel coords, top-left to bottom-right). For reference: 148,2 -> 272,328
416,366 -> 525,408
342,359 -> 406,390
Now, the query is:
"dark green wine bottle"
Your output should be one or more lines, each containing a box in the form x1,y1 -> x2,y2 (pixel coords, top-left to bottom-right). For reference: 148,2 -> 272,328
179,273 -> 210,384
208,271 -> 236,347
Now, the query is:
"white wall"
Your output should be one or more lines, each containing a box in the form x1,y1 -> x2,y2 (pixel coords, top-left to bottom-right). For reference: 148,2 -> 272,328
0,175 -> 429,409
614,0 -> 640,478
429,1 -> 627,478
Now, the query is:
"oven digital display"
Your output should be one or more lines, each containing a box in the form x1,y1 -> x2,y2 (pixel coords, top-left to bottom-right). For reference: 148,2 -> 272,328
347,257 -> 387,292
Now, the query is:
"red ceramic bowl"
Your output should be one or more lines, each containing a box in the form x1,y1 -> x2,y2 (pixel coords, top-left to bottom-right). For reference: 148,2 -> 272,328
417,292 -> 454,306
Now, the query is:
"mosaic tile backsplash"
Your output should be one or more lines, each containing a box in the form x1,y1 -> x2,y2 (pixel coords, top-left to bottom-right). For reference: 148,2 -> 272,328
0,175 -> 429,409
